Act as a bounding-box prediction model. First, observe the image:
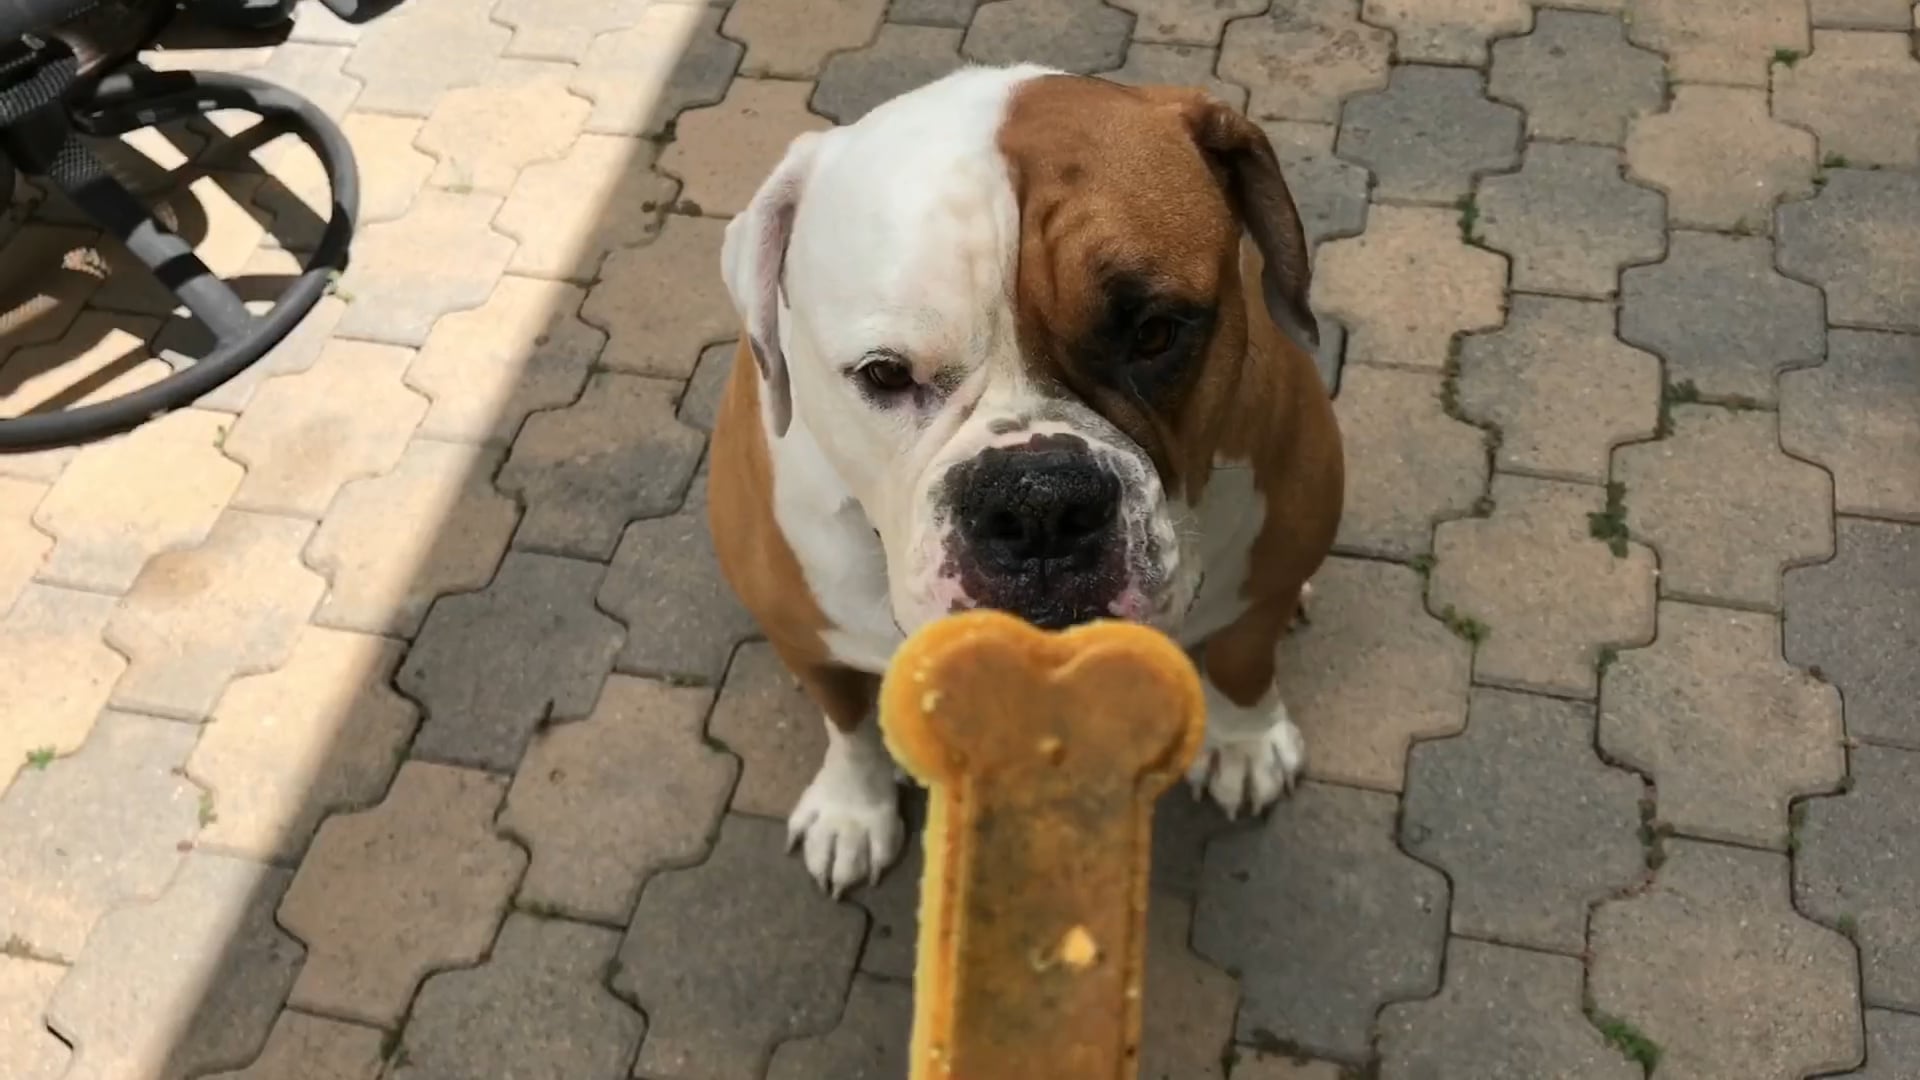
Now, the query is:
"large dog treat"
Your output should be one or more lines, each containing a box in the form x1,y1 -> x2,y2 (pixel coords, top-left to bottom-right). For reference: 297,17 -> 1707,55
879,610 -> 1206,1080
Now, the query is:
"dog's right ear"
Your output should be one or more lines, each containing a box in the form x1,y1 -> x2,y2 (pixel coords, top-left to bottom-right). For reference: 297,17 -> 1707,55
721,129 -> 825,439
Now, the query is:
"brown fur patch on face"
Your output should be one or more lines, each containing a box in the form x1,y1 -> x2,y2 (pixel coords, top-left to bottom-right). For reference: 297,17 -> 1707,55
995,74 -> 1258,498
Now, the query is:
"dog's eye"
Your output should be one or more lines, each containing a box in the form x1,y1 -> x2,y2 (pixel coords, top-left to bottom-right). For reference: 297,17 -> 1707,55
1131,316 -> 1179,360
858,357 -> 916,395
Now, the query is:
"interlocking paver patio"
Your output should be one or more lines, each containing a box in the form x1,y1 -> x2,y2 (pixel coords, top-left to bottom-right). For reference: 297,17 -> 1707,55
32,409 -> 241,593
1456,294 -> 1661,484
1778,168 -> 1920,333
46,852 -> 301,1080
499,675 -> 735,923
497,371 -> 704,561
1329,365 -> 1488,560
3,0 -> 1913,1074
1781,330 -> 1920,521
1624,0 -> 1806,88
962,0 -> 1132,72
189,626 -> 418,861
1474,141 -> 1665,299
1772,29 -> 1920,169
812,24 -> 965,124
1312,204 -> 1507,371
404,276 -> 607,446
202,1011 -> 385,1080
1278,557 -> 1471,791
1401,688 -> 1642,955
1589,839 -> 1861,1080
1219,0 -> 1392,124
765,975 -> 913,1080
303,439 -> 520,636
103,511 -> 326,721
1614,404 -> 1833,610
1195,783 -> 1446,1063
1619,230 -> 1828,405
1429,474 -> 1657,699
279,762 -> 523,1028
1796,745 -> 1920,1013
1625,84 -> 1815,236
616,815 -> 866,1080
1600,602 -> 1845,850
1363,0 -> 1531,65
1335,65 -> 1521,207
1488,10 -> 1664,146
0,712 -> 200,961
391,914 -> 645,1078
1378,939 -> 1640,1079
399,551 -> 623,771
1108,0 -> 1262,46
0,477 -> 51,612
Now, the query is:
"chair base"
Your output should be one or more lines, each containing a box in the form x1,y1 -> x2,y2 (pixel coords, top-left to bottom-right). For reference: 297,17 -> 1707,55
0,49 -> 360,451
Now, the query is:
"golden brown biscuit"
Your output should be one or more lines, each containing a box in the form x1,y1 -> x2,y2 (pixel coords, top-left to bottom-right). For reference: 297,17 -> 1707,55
879,610 -> 1207,1080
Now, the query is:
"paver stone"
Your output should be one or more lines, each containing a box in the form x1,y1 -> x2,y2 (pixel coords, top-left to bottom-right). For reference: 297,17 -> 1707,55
304,439 -> 520,638
1402,688 -> 1643,954
1277,557 -> 1471,791
1194,783 -> 1446,1062
500,675 -> 736,923
616,815 -> 866,1080
1589,839 -> 1861,1080
1429,474 -> 1657,699
392,915 -> 644,1080
399,551 -> 624,773
104,511 -> 325,721
190,627 -> 418,862
46,852 -> 301,1080
279,762 -> 524,1028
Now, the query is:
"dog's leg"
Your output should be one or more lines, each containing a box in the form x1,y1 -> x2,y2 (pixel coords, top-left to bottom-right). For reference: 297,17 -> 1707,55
1187,596 -> 1306,818
779,661 -> 904,897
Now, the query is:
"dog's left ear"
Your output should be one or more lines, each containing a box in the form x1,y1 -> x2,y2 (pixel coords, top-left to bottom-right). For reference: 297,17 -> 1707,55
1177,95 -> 1319,352
720,129 -> 826,438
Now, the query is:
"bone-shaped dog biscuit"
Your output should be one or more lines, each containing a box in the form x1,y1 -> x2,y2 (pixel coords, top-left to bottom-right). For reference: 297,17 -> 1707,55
878,610 -> 1207,1080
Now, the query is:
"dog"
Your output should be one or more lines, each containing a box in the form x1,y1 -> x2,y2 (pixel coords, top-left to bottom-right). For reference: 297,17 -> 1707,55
707,63 -> 1344,896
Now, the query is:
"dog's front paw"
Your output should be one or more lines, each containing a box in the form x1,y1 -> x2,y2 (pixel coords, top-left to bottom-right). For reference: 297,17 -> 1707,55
787,769 -> 905,898
1188,715 -> 1305,820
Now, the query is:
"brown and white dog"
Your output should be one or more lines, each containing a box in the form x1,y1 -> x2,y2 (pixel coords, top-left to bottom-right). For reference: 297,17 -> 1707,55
708,64 -> 1344,896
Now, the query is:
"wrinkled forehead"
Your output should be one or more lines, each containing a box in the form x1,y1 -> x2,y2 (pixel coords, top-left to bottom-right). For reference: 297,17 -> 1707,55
997,75 -> 1239,310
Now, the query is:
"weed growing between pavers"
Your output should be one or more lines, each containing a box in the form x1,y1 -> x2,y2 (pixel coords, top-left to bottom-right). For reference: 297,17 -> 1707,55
1772,47 -> 1802,67
25,745 -> 55,770
1455,193 -> 1479,242
1590,1009 -> 1662,1071
1636,796 -> 1672,871
1439,604 -> 1490,645
1587,481 -> 1630,557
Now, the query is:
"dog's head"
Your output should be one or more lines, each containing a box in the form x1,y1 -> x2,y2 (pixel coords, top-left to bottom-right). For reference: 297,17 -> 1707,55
721,66 -> 1315,634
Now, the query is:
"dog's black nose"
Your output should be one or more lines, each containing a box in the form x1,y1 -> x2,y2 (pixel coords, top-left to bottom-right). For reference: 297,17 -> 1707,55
955,446 -> 1120,569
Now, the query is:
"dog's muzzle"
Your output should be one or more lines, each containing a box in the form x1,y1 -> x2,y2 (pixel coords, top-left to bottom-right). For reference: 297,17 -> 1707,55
942,436 -> 1127,629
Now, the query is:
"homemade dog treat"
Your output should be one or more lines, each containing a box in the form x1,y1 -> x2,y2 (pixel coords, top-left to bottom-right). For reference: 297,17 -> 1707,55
879,610 -> 1207,1080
